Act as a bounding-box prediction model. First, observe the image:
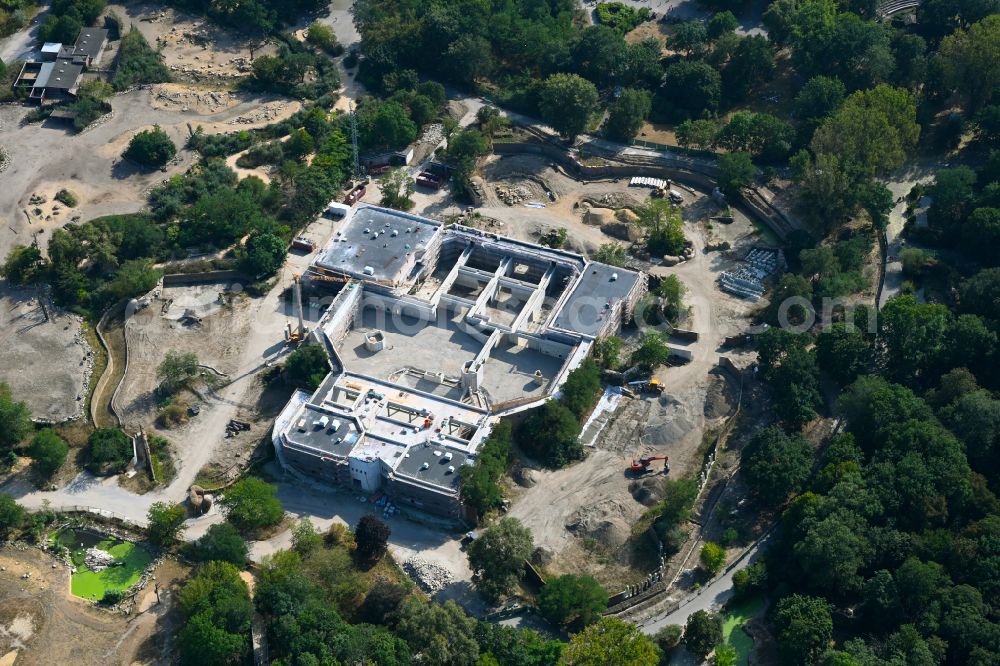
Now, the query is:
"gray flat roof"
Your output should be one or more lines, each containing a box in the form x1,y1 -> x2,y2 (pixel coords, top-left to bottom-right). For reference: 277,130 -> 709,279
315,206 -> 440,282
553,262 -> 640,336
74,28 -> 108,60
37,61 -> 82,90
284,405 -> 360,457
395,443 -> 468,490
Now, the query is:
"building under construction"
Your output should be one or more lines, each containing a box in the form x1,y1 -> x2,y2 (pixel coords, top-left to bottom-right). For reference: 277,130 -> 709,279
274,205 -> 647,520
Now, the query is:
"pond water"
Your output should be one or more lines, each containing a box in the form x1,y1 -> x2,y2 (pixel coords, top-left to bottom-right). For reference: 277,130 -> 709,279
722,595 -> 765,666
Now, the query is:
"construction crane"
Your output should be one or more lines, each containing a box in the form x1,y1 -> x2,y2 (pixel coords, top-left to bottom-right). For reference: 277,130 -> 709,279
629,454 -> 670,474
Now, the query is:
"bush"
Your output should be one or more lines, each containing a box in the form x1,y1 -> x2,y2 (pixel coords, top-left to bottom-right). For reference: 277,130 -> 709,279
112,29 -> 170,90
220,477 -> 283,533
516,401 -> 583,468
460,420 -> 513,518
88,428 -> 133,474
538,574 -> 608,631
27,429 -> 68,478
147,501 -> 187,548
0,495 -> 24,536
283,344 -> 329,389
560,358 -> 601,419
700,542 -> 726,575
55,189 -> 78,207
306,22 -> 343,56
102,589 -> 124,604
595,2 -> 652,33
124,126 -> 176,168
188,522 -> 249,565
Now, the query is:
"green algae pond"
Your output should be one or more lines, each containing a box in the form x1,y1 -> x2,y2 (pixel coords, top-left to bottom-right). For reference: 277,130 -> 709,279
51,527 -> 153,602
722,595 -> 765,666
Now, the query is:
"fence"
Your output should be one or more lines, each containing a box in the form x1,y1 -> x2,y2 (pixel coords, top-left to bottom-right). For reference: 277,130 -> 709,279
162,269 -> 248,287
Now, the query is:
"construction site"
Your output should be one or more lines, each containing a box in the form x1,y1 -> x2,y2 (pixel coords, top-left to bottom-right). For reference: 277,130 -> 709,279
273,205 -> 648,520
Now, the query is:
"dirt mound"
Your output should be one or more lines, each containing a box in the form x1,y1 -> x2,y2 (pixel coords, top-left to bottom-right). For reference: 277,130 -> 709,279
703,373 -> 738,419
565,499 -> 632,549
514,467 -> 540,488
629,476 -> 666,507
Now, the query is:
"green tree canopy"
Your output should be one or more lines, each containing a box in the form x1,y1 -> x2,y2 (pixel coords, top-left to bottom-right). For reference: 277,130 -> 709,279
467,517 -> 533,601
124,126 -> 177,168
188,522 -> 248,565
538,73 -> 600,141
742,426 -> 814,505
0,383 -> 31,451
220,477 -> 284,533
561,617 -> 659,666
684,610 -> 723,658
27,429 -> 68,478
147,501 -> 187,548
538,574 -> 608,631
774,594 -> 834,664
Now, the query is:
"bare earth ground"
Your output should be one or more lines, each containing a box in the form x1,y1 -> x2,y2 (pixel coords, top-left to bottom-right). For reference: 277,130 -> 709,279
0,285 -> 91,422
0,544 -> 187,666
105,3 -> 276,82
507,197 -> 761,588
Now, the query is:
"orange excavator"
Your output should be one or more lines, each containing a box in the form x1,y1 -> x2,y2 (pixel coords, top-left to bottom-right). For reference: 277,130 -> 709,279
629,455 -> 670,474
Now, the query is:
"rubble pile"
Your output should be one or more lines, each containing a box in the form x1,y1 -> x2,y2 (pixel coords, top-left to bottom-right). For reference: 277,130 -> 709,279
404,558 -> 454,594
495,184 -> 532,206
228,102 -> 287,125
84,547 -> 115,572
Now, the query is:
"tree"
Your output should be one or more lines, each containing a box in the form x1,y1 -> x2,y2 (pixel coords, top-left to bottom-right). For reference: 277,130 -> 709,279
283,344 -> 329,390
0,495 -> 24,537
631,332 -> 671,369
653,624 -> 684,652
816,323 -> 870,386
774,595 -> 833,664
879,295 -> 952,384
658,274 -> 686,322
676,119 -> 721,150
0,384 -> 31,451
517,400 -> 583,468
742,426 -> 813,505
538,574 -> 608,631
88,428 -> 133,474
240,232 -> 285,277
291,517 -> 322,555
715,644 -> 738,666
561,617 -> 659,666
379,168 -> 416,210
936,15 -> 1000,113
715,112 -> 793,161
717,152 -> 755,196
466,517 -> 533,601
189,522 -> 248,565
560,359 -> 601,419
1,245 -> 44,285
396,599 -> 480,665
27,429 -> 68,478
219,477 -> 283,533
592,335 -> 623,369
112,28 -> 171,90
670,20 -> 708,55
708,11 -> 739,39
811,85 -> 919,177
305,21 -> 341,55
929,166 -> 977,228
538,73 -> 599,141
360,580 -> 408,626
445,35 -> 494,84
124,126 -> 176,168
723,35 -> 775,101
107,258 -> 161,299
963,208 -> 1000,263
147,502 -> 187,548
700,542 -> 726,575
355,514 -> 390,564
177,561 -> 251,666
157,350 -> 199,394
637,198 -> 686,256
605,88 -> 652,141
660,61 -> 721,118
684,610 -> 723,659
795,76 -> 846,124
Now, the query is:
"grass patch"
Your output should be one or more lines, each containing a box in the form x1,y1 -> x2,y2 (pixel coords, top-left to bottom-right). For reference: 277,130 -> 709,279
722,595 -> 764,666
54,528 -> 153,601
81,320 -> 107,426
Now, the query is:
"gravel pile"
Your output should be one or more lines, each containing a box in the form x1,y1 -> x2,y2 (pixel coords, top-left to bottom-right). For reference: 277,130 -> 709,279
404,558 -> 454,594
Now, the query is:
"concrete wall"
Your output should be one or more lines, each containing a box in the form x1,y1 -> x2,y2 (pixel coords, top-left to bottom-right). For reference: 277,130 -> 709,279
162,270 -> 247,287
388,475 -> 462,519
322,283 -> 364,346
